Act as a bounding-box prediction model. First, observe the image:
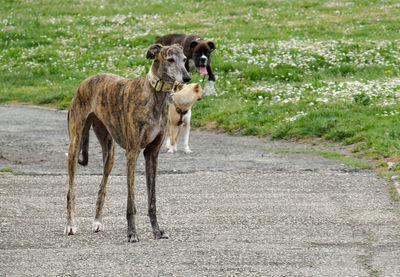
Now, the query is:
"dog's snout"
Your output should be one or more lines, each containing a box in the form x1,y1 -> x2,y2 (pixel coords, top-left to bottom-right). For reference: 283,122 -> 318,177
183,76 -> 191,83
200,55 -> 208,65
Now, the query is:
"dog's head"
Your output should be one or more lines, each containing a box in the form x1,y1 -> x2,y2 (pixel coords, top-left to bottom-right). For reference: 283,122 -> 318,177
189,40 -> 215,75
173,83 -> 202,110
146,43 -> 191,83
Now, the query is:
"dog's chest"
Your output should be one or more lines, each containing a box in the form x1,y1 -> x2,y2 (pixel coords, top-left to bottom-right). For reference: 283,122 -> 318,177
141,115 -> 166,147
149,119 -> 162,141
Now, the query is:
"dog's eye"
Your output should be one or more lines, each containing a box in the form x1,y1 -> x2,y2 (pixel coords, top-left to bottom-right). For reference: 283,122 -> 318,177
167,58 -> 175,63
183,58 -> 187,63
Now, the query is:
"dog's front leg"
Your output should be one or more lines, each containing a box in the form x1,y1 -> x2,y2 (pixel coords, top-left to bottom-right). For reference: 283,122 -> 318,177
203,65 -> 216,96
206,65 -> 215,82
144,142 -> 169,240
180,110 -> 192,154
166,123 -> 175,153
170,126 -> 179,153
126,150 -> 140,242
93,127 -> 115,233
182,127 -> 192,154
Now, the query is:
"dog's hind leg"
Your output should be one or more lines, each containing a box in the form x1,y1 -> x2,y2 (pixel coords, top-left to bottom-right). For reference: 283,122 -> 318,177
92,117 -> 115,233
144,136 -> 169,240
65,106 -> 89,235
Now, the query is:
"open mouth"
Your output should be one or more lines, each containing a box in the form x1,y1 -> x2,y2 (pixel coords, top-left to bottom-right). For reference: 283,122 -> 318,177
197,66 -> 208,75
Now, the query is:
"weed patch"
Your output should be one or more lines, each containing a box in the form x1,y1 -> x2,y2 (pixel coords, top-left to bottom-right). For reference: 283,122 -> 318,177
1,0 -> 400,171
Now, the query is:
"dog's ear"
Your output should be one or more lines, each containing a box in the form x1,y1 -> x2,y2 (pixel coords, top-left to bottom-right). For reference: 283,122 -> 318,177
176,83 -> 185,91
190,40 -> 199,49
146,43 -> 163,59
167,44 -> 183,57
173,43 -> 183,50
207,41 -> 216,51
194,83 -> 201,93
194,84 -> 202,101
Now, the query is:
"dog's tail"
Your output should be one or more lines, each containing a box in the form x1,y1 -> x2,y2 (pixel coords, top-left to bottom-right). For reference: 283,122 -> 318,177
78,119 -> 91,166
67,86 -> 92,167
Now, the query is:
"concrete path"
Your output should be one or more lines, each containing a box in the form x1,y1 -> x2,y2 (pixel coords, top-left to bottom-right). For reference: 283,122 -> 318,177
0,105 -> 399,276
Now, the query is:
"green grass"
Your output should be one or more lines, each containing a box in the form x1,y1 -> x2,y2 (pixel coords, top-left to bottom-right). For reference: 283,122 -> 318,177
1,0 -> 400,178
0,168 -> 16,175
388,186 -> 400,202
258,146 -> 371,169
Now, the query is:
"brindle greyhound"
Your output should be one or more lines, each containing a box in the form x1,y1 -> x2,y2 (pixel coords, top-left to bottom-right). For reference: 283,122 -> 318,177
65,43 -> 190,242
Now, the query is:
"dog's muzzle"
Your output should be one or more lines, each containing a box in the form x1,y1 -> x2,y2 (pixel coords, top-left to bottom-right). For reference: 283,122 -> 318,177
200,55 -> 208,65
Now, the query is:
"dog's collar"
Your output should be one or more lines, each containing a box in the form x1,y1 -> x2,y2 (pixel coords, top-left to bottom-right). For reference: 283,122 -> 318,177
148,71 -> 179,92
173,102 -> 189,126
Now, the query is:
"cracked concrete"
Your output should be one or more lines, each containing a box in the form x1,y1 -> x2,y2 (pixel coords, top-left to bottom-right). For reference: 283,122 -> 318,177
1,105 -> 399,276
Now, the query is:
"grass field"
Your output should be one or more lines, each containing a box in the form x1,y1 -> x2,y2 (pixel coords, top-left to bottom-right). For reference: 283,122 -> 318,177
1,0 -> 400,177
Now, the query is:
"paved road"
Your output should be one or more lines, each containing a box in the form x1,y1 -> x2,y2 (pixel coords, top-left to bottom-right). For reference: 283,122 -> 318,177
1,105 -> 399,276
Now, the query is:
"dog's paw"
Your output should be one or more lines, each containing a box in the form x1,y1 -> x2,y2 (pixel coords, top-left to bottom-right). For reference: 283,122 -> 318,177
154,230 -> 169,240
184,148 -> 192,154
203,81 -> 216,96
78,158 -> 88,166
167,148 -> 175,153
127,233 -> 140,243
64,224 -> 77,235
92,221 -> 104,233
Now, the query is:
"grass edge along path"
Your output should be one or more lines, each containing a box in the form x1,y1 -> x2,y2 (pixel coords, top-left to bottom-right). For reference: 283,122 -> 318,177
1,0 -> 400,199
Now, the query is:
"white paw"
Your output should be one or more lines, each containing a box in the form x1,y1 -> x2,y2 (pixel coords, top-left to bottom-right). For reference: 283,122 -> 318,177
92,221 -> 104,233
203,81 -> 216,96
184,148 -> 192,154
64,224 -> 77,235
168,147 -> 175,153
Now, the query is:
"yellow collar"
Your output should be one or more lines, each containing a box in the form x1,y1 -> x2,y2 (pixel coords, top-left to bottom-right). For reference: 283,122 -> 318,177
148,71 -> 179,92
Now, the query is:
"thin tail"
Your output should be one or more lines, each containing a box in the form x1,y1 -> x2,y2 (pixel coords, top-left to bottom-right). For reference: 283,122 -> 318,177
78,116 -> 92,166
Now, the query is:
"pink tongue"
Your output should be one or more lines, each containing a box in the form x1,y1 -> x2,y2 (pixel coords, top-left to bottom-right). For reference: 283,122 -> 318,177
198,66 -> 208,75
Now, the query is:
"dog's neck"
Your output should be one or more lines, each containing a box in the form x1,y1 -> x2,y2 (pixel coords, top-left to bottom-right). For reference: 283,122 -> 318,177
147,67 -> 179,93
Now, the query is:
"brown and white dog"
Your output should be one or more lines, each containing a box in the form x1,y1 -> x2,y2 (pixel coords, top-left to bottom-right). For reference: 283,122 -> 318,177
165,83 -> 202,154
65,43 -> 190,242
155,34 -> 216,95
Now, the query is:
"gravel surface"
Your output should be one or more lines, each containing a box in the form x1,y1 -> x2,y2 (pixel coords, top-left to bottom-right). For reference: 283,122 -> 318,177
1,105 -> 399,276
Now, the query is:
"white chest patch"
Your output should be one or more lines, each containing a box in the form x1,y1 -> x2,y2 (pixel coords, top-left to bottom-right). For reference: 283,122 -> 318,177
182,109 -> 192,124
